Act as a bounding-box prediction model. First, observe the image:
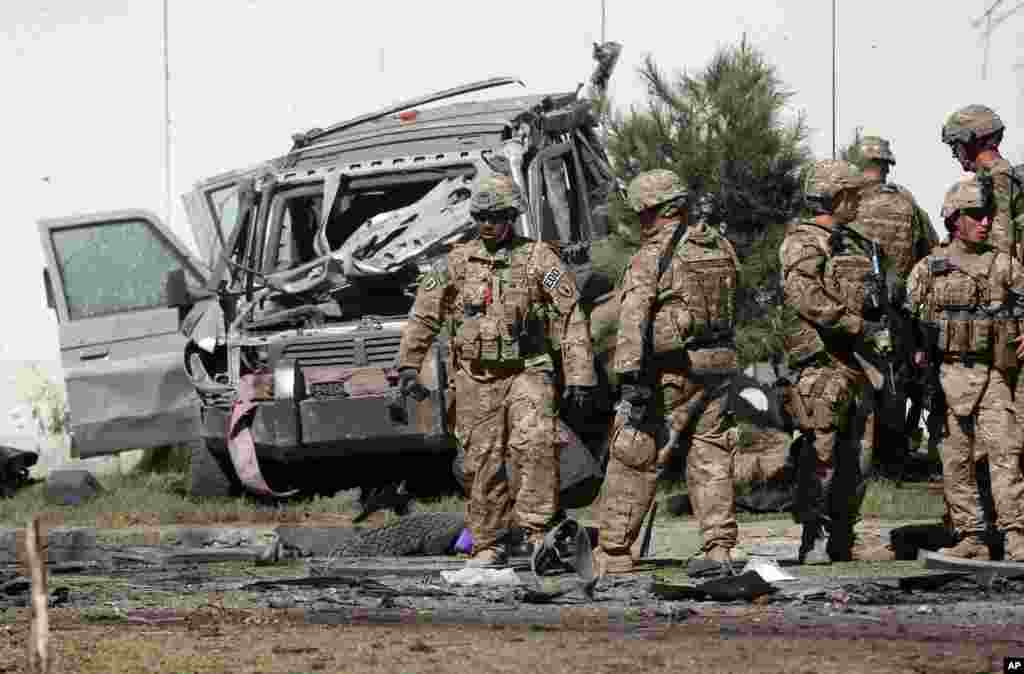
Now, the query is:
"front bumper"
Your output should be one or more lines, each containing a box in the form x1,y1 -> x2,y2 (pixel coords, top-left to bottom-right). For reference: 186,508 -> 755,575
200,338 -> 452,462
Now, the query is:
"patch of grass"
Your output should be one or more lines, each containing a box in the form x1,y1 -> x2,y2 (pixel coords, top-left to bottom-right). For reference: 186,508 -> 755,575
860,479 -> 944,521
0,470 -> 363,528
80,607 -> 126,624
134,445 -> 192,474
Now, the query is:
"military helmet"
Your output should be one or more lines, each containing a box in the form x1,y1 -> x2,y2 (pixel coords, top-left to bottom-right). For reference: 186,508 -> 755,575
626,168 -> 688,213
858,135 -> 895,164
803,159 -> 865,202
941,177 -> 990,220
470,174 -> 522,214
941,104 -> 1004,146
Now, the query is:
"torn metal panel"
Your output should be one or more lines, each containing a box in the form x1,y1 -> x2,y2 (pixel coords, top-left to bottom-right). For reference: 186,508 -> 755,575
332,174 -> 476,276
180,298 -> 225,353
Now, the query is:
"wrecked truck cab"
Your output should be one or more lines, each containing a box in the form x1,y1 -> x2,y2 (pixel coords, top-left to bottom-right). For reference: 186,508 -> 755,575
40,74 -> 618,501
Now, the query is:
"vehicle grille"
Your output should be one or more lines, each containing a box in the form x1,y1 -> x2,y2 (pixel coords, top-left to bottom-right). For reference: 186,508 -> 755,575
281,331 -> 403,368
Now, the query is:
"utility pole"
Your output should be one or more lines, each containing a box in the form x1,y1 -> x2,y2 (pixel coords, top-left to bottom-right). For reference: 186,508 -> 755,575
601,0 -> 606,43
832,0 -> 837,159
163,0 -> 172,228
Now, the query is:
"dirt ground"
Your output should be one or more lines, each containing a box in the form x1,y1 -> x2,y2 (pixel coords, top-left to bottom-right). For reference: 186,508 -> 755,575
2,516 -> 1022,673
0,606 -> 1020,673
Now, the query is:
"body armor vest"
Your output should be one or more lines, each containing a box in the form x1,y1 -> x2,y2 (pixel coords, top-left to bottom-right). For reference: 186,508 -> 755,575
783,221 -> 874,365
454,242 -> 551,368
856,182 -> 916,278
921,249 -> 1018,369
649,231 -> 738,371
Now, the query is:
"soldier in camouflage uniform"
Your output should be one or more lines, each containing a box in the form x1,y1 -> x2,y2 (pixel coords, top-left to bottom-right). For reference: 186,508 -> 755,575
852,135 -> 939,479
854,135 -> 937,276
905,177 -> 1024,560
942,105 -> 1024,547
779,159 -> 884,564
594,169 -> 741,576
942,106 -> 1022,258
397,175 -> 596,567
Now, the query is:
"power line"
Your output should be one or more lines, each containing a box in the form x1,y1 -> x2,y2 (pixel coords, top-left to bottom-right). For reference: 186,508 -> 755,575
973,0 -> 1024,79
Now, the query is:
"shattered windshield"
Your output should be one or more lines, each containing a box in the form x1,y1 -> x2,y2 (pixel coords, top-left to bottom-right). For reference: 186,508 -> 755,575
261,176 -> 452,274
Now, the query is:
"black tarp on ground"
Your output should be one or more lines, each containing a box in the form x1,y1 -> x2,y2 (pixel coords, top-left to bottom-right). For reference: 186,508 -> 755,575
0,445 -> 38,498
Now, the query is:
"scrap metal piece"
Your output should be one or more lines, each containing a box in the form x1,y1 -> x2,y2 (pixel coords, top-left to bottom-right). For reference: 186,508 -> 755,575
639,500 -> 658,559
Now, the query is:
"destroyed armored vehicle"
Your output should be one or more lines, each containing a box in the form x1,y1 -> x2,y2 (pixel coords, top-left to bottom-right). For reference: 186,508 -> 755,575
38,68 -> 622,503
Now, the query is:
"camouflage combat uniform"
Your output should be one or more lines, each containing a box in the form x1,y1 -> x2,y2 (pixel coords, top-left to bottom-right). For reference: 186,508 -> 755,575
905,178 -> 1024,560
397,175 -> 596,566
854,135 -> 937,279
851,135 -> 938,476
942,106 -> 1024,560
595,169 -> 740,574
779,159 -> 878,563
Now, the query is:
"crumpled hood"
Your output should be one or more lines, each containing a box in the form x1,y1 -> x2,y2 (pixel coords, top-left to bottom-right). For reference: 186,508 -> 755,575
333,175 -> 476,278
253,174 -> 478,304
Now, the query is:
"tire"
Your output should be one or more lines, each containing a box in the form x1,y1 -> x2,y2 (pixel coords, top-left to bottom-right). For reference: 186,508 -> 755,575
333,512 -> 466,557
188,438 -> 241,499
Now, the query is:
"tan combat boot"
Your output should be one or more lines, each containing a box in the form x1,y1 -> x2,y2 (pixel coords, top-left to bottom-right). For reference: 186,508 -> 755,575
938,535 -> 989,560
465,546 -> 508,568
705,546 -> 735,575
1004,530 -> 1024,562
593,548 -> 634,578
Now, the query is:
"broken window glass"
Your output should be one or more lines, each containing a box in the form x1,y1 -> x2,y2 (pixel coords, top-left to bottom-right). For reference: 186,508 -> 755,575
51,219 -> 200,320
207,184 -> 240,243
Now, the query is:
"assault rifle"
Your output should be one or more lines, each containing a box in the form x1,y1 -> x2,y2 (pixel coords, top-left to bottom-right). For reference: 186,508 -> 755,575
854,239 -> 916,400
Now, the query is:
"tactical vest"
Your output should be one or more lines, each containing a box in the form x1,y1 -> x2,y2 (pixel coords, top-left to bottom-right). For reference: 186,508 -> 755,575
921,250 -> 1019,369
453,242 -> 552,368
856,182 -> 916,278
783,222 -> 874,365
649,232 -> 738,370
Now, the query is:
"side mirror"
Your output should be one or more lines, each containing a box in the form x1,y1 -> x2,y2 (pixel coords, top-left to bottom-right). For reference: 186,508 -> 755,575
165,268 -> 192,308
42,268 -> 56,309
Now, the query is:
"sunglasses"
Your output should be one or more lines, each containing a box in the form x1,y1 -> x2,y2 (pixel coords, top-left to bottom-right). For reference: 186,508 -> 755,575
959,207 -> 993,221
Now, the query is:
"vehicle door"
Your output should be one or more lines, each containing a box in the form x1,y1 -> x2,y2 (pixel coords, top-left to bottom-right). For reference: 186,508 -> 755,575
39,209 -> 209,457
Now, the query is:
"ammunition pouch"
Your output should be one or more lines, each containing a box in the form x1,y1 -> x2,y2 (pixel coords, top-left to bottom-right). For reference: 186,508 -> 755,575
650,305 -> 694,357
456,313 -> 547,368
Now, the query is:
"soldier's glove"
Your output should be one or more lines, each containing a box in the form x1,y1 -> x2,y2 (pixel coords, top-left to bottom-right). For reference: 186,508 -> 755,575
562,385 -> 596,421
618,372 -> 653,427
862,321 -> 892,355
397,367 -> 428,401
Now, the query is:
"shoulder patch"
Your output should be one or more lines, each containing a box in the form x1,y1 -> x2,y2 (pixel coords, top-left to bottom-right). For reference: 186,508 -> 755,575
879,184 -> 901,194
542,268 -> 563,290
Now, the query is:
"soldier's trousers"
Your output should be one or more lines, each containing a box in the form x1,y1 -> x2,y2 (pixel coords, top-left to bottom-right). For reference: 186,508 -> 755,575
597,369 -> 737,555
454,367 -> 560,553
785,364 -> 869,559
940,368 -> 1023,537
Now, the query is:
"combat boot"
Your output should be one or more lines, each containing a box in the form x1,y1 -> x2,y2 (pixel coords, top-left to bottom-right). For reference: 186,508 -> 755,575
798,524 -> 831,565
938,535 -> 989,560
705,546 -> 735,575
593,548 -> 634,578
1004,530 -> 1024,562
465,546 -> 508,568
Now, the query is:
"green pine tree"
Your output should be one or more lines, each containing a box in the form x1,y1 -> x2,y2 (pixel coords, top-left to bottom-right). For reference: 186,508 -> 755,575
596,37 -> 810,366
